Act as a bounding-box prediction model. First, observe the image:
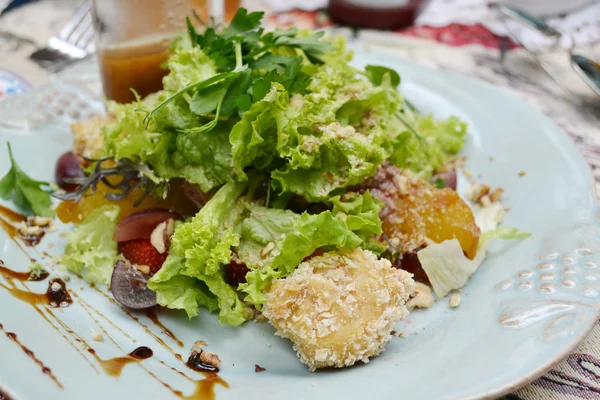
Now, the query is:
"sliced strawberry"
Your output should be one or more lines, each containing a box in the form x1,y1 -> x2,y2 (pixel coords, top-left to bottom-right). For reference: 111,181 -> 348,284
119,239 -> 168,275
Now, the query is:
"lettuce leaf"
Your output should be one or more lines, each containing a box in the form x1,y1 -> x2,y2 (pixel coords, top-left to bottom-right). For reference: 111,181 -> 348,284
229,56 -> 401,201
479,226 -> 531,248
388,110 -> 467,178
162,47 -> 217,92
417,228 -> 530,298
148,182 -> 253,325
239,191 -> 383,306
60,205 -> 120,285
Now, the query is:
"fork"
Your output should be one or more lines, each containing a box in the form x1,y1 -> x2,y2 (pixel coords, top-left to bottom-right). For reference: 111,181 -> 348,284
29,1 -> 95,72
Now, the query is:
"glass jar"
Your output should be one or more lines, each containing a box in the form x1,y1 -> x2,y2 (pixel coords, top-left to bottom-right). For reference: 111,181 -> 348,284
328,0 -> 428,30
91,0 -> 240,103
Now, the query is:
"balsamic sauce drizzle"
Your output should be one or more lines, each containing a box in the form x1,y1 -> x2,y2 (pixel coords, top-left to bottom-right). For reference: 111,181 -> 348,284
0,322 -> 63,389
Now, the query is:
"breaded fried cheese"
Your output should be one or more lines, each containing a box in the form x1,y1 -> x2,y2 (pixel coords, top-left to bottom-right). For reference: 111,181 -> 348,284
263,248 -> 415,371
71,114 -> 113,159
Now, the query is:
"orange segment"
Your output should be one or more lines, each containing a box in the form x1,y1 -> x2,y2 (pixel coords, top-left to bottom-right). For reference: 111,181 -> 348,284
367,163 -> 480,259
56,178 -> 200,224
56,181 -> 167,224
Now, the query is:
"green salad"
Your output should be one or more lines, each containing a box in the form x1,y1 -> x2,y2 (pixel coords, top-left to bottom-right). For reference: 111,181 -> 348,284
0,8 -> 531,371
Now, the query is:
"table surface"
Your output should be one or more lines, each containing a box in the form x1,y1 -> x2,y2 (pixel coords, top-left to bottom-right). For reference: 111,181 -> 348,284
1,1 -> 600,399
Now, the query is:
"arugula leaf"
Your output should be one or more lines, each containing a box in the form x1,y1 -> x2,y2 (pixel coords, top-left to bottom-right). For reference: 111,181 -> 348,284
0,142 -> 54,217
364,65 -> 401,88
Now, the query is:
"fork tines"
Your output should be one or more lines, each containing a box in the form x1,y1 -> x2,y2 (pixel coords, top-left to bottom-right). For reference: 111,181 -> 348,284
29,1 -> 95,72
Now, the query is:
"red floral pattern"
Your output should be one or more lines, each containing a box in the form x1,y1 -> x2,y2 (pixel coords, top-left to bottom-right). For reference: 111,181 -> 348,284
266,10 -> 518,50
397,23 -> 518,49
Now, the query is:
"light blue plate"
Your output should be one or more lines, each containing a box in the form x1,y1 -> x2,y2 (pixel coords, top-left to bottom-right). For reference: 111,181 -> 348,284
1,49 -> 599,400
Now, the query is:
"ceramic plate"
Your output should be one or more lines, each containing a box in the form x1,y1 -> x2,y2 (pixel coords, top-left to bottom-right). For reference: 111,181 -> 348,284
1,49 -> 599,400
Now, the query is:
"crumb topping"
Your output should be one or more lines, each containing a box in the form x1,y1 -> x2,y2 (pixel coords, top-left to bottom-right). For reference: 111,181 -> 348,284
263,248 -> 415,371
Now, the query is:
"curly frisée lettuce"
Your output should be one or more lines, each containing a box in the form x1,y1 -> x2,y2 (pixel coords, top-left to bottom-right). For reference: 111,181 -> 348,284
100,16 -> 461,202
239,191 -> 383,306
148,182 -> 251,324
417,227 -> 530,298
60,205 -> 120,285
148,184 -> 383,322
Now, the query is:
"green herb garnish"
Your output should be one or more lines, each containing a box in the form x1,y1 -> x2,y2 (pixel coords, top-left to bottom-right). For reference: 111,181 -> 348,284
143,9 -> 332,129
0,142 -> 54,217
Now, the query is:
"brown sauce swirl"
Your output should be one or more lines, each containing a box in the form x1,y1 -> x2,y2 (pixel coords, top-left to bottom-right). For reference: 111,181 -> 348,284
88,346 -> 153,377
145,309 -> 184,348
0,261 -> 48,282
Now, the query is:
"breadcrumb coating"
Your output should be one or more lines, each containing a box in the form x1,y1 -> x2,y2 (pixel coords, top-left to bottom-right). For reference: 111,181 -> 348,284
71,115 -> 113,159
263,249 -> 415,371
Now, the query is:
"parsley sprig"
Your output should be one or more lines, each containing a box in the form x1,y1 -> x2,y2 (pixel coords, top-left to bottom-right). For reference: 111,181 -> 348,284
0,142 -> 54,217
144,8 -> 333,130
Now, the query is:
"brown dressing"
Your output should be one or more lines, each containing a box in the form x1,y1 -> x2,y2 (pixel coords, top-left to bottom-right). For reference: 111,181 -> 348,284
46,279 -> 72,307
186,351 -> 219,373
19,232 -> 44,247
0,278 -> 72,307
72,292 -> 134,342
99,44 -> 170,103
93,287 -> 182,361
0,205 -> 26,222
184,373 -> 229,400
0,262 -> 48,282
145,309 -> 184,348
43,307 -> 100,373
89,286 -> 228,399
0,323 -> 63,389
0,216 -> 33,260
88,347 -> 153,377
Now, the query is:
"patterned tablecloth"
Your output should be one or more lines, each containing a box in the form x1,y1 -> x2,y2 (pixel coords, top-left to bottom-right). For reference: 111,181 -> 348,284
1,1 -> 600,399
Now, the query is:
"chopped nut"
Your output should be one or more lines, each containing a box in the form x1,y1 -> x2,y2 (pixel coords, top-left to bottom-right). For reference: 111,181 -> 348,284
393,174 -> 409,195
28,216 -> 52,227
135,264 -> 150,275
406,282 -> 434,311
19,222 -> 44,237
47,224 -> 58,233
465,183 -> 490,203
480,195 -> 491,207
91,331 -> 104,342
489,187 -> 504,203
390,330 -> 405,338
199,351 -> 221,368
255,364 -> 266,373
192,340 -> 208,353
254,313 -> 267,323
51,281 -> 62,292
449,292 -> 461,308
150,219 -> 174,254
518,171 -> 526,177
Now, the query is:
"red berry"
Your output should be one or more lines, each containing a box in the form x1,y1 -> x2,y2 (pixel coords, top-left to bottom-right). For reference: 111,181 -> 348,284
119,239 -> 168,275
224,259 -> 249,286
